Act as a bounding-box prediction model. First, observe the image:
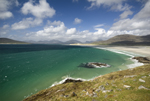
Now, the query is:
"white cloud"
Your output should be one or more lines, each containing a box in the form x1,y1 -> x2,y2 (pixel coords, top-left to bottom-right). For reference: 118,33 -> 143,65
0,24 -> 10,35
2,24 -> 10,29
43,22 -> 66,34
111,0 -> 150,31
120,10 -> 133,19
46,20 -> 62,26
0,0 -> 11,11
0,0 -> 15,19
24,20 -> 107,42
0,0 -> 19,19
94,24 -> 104,28
21,0 -> 55,19
66,28 -> 77,35
105,0 -> 150,38
15,0 -> 19,6
74,18 -> 82,24
87,0 -> 132,11
0,11 -> 13,19
93,28 -> 106,35
11,18 -> 42,30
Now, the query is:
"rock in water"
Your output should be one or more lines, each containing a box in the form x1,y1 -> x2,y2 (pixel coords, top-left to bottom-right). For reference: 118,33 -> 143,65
132,57 -> 150,64
79,62 -> 110,68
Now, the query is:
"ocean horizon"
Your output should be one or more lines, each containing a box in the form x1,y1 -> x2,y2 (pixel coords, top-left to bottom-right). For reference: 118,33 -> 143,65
0,44 -> 138,101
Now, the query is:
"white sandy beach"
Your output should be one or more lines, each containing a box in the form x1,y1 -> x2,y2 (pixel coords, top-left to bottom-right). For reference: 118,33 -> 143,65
104,46 -> 150,58
70,44 -> 150,58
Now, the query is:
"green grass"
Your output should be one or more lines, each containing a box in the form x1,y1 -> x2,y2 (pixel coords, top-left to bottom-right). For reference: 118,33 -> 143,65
23,64 -> 150,101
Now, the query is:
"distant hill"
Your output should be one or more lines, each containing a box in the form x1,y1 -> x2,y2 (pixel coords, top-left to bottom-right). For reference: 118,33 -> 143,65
0,38 -> 28,44
30,39 -> 82,44
93,34 -> 150,45
63,39 -> 82,44
36,40 -> 63,44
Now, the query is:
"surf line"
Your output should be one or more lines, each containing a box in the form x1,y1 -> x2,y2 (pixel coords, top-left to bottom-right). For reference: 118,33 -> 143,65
95,47 -> 144,69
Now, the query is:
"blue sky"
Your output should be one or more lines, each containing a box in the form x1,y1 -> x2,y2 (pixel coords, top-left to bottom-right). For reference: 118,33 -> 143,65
0,0 -> 150,42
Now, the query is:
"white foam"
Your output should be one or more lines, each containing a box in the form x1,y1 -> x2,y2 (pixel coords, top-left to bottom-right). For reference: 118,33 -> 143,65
127,58 -> 144,68
50,76 -> 86,87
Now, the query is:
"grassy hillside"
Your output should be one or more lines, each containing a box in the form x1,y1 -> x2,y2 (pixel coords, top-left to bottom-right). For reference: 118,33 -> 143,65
24,64 -> 150,101
0,38 -> 28,44
93,34 -> 150,45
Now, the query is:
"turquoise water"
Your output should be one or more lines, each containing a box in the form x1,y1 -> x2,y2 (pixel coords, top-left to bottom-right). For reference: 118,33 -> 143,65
0,44 -> 132,101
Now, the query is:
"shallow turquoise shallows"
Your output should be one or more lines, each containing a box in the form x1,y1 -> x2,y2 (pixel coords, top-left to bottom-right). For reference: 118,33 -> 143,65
0,44 -> 132,101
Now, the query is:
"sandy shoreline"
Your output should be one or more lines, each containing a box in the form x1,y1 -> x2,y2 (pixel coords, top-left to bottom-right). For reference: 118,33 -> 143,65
70,44 -> 150,58
103,46 -> 150,58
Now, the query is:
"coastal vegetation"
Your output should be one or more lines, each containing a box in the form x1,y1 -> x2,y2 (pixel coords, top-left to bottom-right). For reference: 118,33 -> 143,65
24,64 -> 150,101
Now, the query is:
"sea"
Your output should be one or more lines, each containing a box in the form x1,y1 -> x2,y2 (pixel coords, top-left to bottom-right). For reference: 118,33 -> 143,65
0,44 -> 137,101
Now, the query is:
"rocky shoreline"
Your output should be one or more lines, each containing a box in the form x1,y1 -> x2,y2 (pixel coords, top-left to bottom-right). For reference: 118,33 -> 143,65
132,56 -> 150,64
23,64 -> 150,101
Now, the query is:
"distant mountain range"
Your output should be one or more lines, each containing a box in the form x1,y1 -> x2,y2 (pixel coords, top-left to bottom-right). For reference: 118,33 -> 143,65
92,34 -> 150,45
1,34 -> 150,45
0,38 -> 84,44
30,39 -> 83,44
0,38 -> 28,44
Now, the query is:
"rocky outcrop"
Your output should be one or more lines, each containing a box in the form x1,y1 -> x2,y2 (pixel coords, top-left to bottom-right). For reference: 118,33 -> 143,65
138,85 -> 150,90
62,79 -> 83,84
79,62 -> 110,68
139,79 -> 145,82
133,57 -> 150,64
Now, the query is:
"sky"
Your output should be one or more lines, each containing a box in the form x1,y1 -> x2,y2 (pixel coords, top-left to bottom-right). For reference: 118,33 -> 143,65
0,0 -> 150,42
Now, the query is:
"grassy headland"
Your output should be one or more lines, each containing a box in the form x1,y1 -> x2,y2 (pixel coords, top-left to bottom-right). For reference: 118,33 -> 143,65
24,64 -> 150,101
0,38 -> 29,44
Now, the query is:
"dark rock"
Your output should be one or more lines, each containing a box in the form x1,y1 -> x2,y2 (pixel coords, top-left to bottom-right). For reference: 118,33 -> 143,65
79,62 -> 110,68
132,57 -> 150,64
71,92 -> 77,97
63,79 -> 83,84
